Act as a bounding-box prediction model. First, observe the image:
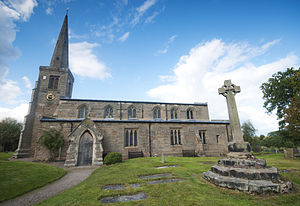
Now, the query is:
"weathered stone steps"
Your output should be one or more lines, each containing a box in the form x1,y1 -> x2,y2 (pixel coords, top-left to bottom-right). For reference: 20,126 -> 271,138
203,171 -> 280,194
217,158 -> 266,168
211,165 -> 278,180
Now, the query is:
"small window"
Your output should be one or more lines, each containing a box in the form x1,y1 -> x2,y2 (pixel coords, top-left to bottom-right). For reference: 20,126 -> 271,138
125,129 -> 138,147
104,105 -> 113,118
170,129 -> 182,145
153,107 -> 161,119
170,108 -> 177,119
48,75 -> 59,90
78,105 -> 88,118
187,108 -> 193,120
216,135 -> 220,144
199,130 -> 206,144
128,106 -> 137,119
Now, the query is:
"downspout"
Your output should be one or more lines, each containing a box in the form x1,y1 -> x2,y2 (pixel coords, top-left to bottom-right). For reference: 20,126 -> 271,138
120,102 -> 122,120
166,104 -> 168,120
148,122 -> 152,157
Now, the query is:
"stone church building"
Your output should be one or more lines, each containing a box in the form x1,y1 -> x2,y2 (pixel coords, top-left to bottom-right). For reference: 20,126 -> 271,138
14,15 -> 232,166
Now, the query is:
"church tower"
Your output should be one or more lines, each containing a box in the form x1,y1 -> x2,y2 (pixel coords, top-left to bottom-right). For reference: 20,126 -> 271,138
14,14 -> 74,158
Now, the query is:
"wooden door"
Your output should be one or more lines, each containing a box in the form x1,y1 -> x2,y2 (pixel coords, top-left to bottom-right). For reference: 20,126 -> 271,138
77,131 -> 93,166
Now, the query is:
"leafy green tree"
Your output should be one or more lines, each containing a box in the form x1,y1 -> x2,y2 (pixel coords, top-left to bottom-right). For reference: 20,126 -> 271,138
0,118 -> 22,152
261,67 -> 300,128
242,120 -> 261,152
38,126 -> 64,161
261,67 -> 299,146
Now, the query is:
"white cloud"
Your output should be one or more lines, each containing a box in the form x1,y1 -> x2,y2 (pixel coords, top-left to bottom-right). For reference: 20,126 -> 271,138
0,0 -> 37,105
2,0 -> 37,21
46,7 -> 53,15
157,35 -> 178,55
0,79 -> 22,104
70,42 -> 111,80
0,103 -> 28,122
118,32 -> 130,42
132,0 -> 157,26
22,76 -> 32,89
147,39 -> 298,134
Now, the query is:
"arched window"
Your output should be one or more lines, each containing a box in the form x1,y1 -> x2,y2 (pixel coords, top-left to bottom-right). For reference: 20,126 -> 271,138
104,105 -> 113,118
187,108 -> 193,120
170,108 -> 177,119
124,129 -> 138,147
78,105 -> 88,118
128,106 -> 137,119
170,129 -> 182,145
153,107 -> 161,119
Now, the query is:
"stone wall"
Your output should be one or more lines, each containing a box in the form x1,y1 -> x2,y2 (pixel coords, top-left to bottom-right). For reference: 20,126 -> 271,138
35,120 -> 229,161
55,99 -> 209,121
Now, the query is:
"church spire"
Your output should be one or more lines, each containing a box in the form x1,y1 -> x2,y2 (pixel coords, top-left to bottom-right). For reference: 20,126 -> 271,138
50,14 -> 69,68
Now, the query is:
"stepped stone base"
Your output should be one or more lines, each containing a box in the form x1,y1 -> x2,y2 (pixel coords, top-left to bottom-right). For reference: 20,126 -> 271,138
203,155 -> 293,194
203,171 -> 281,193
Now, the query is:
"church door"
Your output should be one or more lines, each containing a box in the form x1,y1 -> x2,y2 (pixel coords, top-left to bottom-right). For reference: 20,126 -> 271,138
77,131 -> 93,166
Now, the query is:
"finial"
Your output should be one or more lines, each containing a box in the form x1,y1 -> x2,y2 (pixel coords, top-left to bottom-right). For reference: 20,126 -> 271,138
66,8 -> 69,15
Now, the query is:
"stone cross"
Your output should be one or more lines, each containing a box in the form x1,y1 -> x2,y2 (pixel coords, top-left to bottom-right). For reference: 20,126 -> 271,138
218,80 -> 243,142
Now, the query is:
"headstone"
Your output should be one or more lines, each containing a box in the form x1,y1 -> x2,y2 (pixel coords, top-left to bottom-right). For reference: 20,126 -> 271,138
161,153 -> 165,163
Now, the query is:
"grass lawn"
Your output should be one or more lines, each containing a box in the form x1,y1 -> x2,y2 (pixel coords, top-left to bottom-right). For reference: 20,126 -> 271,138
0,152 -> 66,202
38,154 -> 300,206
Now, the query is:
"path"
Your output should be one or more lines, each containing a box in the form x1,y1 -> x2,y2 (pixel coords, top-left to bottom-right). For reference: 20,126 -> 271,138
1,166 -> 95,206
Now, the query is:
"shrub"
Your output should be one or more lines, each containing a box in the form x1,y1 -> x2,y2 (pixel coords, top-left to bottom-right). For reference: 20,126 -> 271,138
38,127 -> 64,161
104,152 -> 122,165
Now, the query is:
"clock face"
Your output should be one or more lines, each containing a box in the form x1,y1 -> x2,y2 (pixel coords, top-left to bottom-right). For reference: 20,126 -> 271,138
46,93 -> 55,101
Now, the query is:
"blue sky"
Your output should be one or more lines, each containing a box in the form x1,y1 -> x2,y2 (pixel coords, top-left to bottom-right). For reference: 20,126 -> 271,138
0,0 -> 299,135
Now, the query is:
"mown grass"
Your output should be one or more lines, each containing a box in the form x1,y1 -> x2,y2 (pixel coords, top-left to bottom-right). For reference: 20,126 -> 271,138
0,152 -> 67,202
38,154 -> 300,206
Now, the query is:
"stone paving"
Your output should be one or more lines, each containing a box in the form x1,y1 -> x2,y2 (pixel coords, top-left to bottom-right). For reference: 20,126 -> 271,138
100,172 -> 184,204
100,192 -> 147,204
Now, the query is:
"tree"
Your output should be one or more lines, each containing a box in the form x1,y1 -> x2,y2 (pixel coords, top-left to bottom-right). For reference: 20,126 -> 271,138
242,120 -> 261,152
261,67 -> 300,128
0,118 -> 22,152
261,67 -> 300,145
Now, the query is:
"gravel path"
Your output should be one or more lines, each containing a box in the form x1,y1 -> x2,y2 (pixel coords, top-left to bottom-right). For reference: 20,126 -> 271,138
1,167 -> 95,206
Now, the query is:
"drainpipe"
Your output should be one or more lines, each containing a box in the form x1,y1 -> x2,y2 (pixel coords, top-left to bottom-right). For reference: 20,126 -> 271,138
148,123 -> 152,157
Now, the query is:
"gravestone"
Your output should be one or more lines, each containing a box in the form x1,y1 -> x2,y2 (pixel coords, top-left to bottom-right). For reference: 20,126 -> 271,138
203,80 -> 293,194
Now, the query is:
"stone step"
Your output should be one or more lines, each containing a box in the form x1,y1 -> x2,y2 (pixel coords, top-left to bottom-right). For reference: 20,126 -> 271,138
217,158 -> 266,168
203,171 -> 280,194
211,165 -> 278,180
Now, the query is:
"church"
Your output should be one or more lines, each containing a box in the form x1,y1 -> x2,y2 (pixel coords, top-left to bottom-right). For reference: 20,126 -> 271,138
13,14 -> 232,166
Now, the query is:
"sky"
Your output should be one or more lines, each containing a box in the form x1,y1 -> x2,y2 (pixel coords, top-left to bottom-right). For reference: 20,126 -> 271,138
0,0 -> 299,135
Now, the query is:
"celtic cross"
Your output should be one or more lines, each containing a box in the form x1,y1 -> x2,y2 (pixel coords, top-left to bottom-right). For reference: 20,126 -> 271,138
218,80 -> 243,142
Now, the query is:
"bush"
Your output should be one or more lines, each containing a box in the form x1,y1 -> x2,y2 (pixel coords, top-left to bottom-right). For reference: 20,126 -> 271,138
104,152 -> 122,165
38,128 -> 64,161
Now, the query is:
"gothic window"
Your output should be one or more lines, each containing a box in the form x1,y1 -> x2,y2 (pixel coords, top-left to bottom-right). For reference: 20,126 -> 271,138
216,135 -> 220,144
170,129 -> 182,145
66,78 -> 72,97
124,129 -> 138,147
78,105 -> 88,118
128,106 -> 137,119
153,107 -> 161,119
199,130 -> 206,144
48,75 -> 59,90
187,108 -> 194,120
104,105 -> 113,118
170,108 -> 177,119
